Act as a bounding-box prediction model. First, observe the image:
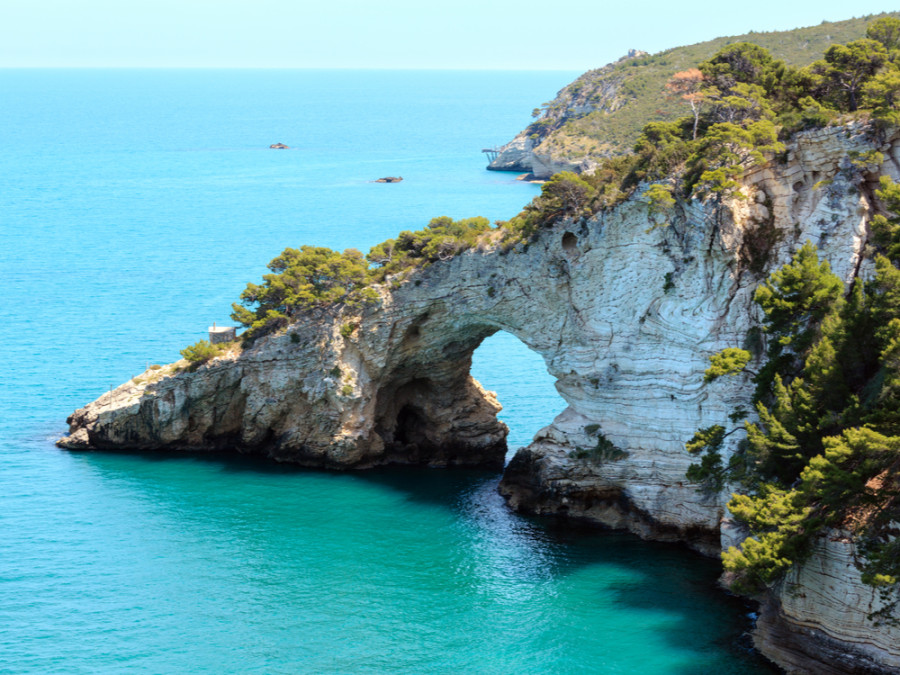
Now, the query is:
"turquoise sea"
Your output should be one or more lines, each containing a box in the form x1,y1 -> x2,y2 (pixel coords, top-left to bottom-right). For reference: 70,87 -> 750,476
0,70 -> 777,673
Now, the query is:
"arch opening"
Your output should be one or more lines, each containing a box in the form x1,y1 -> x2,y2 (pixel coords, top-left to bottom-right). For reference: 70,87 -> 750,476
470,330 -> 566,457
369,323 -> 566,468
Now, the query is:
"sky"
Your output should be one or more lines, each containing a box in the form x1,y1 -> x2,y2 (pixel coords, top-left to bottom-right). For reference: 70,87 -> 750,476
0,0 -> 897,70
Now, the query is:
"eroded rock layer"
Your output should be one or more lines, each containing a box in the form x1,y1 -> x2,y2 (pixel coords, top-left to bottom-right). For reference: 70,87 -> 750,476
754,536 -> 900,674
60,123 -> 900,672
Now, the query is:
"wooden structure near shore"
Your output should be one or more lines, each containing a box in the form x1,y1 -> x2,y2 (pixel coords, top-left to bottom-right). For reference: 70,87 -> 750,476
481,147 -> 501,163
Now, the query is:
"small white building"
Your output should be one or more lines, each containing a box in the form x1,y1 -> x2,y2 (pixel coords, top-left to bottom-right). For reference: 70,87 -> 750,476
208,323 -> 236,344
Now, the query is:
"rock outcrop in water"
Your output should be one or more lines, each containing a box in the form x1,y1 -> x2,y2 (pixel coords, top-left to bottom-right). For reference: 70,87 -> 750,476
60,122 -> 900,673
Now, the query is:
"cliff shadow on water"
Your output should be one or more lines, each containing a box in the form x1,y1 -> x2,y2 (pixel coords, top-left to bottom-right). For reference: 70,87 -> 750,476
57,442 -> 777,674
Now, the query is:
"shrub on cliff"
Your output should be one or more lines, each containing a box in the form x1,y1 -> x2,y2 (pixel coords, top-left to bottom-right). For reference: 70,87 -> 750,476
809,38 -> 888,111
231,246 -> 376,339
366,216 -> 491,280
500,172 -> 600,242
525,172 -> 597,225
180,340 -> 226,369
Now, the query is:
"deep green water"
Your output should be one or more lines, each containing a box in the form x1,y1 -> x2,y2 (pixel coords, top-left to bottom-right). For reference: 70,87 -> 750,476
0,70 -> 776,673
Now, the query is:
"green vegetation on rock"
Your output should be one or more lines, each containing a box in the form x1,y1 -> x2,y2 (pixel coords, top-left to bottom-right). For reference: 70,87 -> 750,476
366,216 -> 492,281
230,245 -> 375,339
704,348 -> 753,383
226,217 -> 492,341
688,177 -> 900,620
519,13 -> 900,164
180,340 -> 230,369
571,424 -> 629,463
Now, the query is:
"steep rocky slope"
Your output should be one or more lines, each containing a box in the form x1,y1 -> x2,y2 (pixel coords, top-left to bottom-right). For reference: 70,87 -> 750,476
754,535 -> 900,674
60,123 -> 900,672
488,13 -> 899,178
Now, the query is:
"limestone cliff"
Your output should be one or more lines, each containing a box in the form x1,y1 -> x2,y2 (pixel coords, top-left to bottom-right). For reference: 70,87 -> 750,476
487,51 -> 639,177
754,535 -> 900,674
61,122 -> 900,673
60,314 -> 509,470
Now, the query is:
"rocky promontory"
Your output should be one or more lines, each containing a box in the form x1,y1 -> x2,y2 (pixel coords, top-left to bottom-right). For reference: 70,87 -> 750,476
487,14 -> 899,179
60,123 -> 900,672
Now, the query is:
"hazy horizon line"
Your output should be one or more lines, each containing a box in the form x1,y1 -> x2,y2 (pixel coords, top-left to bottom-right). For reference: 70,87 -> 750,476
0,65 -> 584,72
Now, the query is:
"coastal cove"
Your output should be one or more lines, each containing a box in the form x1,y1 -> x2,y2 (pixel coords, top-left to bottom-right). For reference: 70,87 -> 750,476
2,70 -> 775,673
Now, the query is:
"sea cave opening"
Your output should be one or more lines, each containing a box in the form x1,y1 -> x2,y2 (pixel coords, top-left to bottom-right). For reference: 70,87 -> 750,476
394,403 -> 428,447
470,330 -> 567,459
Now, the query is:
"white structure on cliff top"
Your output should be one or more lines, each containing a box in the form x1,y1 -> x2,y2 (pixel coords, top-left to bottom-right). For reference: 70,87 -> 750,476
208,323 -> 236,344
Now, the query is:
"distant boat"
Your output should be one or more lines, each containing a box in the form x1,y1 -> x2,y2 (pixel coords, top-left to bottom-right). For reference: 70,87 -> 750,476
269,143 -> 290,149
374,176 -> 403,183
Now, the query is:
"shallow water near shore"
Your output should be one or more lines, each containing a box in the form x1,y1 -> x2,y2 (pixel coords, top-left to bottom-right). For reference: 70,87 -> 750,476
0,69 -> 776,673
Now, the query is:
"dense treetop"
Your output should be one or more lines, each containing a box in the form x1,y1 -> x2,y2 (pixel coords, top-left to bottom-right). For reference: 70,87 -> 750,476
231,218 -> 491,338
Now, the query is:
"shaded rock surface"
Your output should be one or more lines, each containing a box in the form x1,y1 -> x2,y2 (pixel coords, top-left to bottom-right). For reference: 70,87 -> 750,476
754,536 -> 900,674
61,123 -> 900,673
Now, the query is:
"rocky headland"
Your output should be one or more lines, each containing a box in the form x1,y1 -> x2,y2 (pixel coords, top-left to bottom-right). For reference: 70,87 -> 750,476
487,13 -> 900,180
60,121 -> 900,673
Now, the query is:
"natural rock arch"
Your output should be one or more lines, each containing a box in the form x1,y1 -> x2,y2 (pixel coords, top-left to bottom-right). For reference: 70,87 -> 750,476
61,124 -> 878,551
358,311 -> 565,471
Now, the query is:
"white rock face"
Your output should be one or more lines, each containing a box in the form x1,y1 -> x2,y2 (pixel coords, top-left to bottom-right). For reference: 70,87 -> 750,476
487,134 -> 534,172
488,131 -> 600,178
501,124 -> 883,546
530,148 -> 597,179
60,122 -> 900,672
754,535 -> 900,674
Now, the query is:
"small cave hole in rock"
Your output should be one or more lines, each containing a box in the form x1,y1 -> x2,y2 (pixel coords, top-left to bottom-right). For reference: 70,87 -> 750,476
471,331 -> 566,458
402,324 -> 422,347
562,231 -> 578,252
793,181 -> 804,193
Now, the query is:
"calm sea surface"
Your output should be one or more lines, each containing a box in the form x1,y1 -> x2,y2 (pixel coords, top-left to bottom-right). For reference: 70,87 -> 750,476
0,70 -> 776,673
